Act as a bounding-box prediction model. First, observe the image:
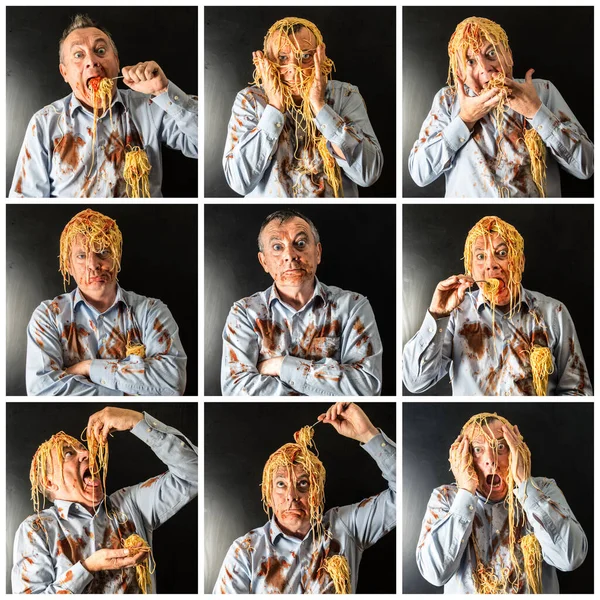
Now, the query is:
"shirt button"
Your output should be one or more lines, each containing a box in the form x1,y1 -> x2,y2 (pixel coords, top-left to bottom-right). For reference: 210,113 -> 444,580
276,123 -> 281,128
438,328 -> 443,333
101,379 -> 106,385
459,137 -> 465,143
290,381 -> 294,386
153,422 -> 157,426
381,442 -> 386,447
174,95 -> 180,101
428,327 -> 434,333
468,505 -> 474,511
460,539 -> 464,544
495,529 -> 500,534
538,125 -> 543,130
147,428 -> 152,433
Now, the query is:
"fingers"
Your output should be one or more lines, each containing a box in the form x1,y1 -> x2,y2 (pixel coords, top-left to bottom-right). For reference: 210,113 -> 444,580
438,275 -> 474,290
322,402 -> 349,423
525,68 -> 535,83
456,76 -> 466,98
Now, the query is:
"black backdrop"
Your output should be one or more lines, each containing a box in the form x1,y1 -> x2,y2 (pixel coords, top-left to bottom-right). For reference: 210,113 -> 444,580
402,6 -> 594,198
205,401 -> 396,593
6,204 -> 198,396
402,204 -> 594,395
204,6 -> 396,198
204,204 -> 396,396
6,402 -> 198,593
6,6 -> 198,198
402,402 -> 594,594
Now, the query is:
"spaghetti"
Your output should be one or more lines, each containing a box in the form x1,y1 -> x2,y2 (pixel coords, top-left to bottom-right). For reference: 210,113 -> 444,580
123,146 -> 152,198
529,345 -> 554,396
520,533 -> 543,594
460,413 -> 541,594
87,77 -> 115,178
321,555 -> 351,594
59,209 -> 122,290
123,534 -> 155,594
447,17 -> 547,197
252,17 -> 341,197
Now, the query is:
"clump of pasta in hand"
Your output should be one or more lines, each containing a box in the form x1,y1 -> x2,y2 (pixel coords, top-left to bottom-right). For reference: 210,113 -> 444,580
252,17 -> 341,197
124,146 -> 152,198
529,345 -> 553,396
460,413 -> 541,593
123,534 -> 155,594
322,554 -> 352,594
59,209 -> 123,291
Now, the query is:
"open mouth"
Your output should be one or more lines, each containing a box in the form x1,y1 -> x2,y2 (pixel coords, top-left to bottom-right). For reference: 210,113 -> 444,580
82,467 -> 100,489
86,76 -> 104,91
486,473 -> 502,488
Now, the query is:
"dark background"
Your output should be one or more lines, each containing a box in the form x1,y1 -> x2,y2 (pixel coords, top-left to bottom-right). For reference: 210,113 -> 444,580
402,6 -> 594,198
6,6 -> 198,197
205,401 -> 396,593
402,204 -> 593,395
402,402 -> 594,593
6,402 -> 198,593
7,204 -> 198,396
205,6 -> 396,198
205,204 -> 396,395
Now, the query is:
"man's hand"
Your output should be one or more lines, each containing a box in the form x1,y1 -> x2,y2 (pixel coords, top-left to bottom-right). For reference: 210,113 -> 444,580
502,423 -> 531,486
81,547 -> 147,573
309,43 -> 327,115
449,434 -> 477,494
253,51 -> 285,113
318,402 -> 379,444
257,356 -> 284,377
505,69 -> 542,119
457,76 -> 504,130
86,407 -> 144,443
66,360 -> 92,378
429,274 -> 474,319
122,61 -> 168,96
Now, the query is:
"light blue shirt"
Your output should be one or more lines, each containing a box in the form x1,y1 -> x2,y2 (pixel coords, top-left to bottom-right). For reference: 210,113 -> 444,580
221,279 -> 382,396
223,80 -> 383,197
12,412 -> 198,594
213,431 -> 396,594
416,478 -> 587,593
26,286 -> 186,396
10,81 -> 198,198
409,79 -> 593,197
403,287 -> 592,396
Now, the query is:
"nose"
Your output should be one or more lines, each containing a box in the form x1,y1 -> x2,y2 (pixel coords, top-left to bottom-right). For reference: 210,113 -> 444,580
482,446 -> 496,467
484,252 -> 500,273
87,253 -> 102,270
282,245 -> 299,263
479,56 -> 497,74
84,52 -> 101,70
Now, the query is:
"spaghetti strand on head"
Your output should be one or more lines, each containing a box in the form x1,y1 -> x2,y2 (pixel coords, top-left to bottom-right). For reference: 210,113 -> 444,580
252,17 -> 341,197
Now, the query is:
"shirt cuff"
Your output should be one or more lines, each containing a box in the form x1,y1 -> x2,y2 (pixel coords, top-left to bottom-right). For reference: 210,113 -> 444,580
279,355 -> 314,395
448,488 -> 477,523
131,412 -> 198,452
258,104 -> 286,140
89,359 -> 128,394
528,103 -> 560,143
150,81 -> 197,116
361,431 -> 396,467
314,104 -> 360,156
417,310 -> 449,350
64,561 -> 94,593
442,116 -> 472,151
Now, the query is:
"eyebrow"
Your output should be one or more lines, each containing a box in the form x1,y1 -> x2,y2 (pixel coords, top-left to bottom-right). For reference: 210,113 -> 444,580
474,242 -> 508,252
69,37 -> 108,50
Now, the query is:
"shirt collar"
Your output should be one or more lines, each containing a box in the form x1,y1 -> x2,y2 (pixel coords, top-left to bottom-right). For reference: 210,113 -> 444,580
53,499 -> 98,519
73,284 -> 128,315
268,278 -> 327,311
269,516 -> 307,544
474,285 -> 530,314
67,88 -> 126,119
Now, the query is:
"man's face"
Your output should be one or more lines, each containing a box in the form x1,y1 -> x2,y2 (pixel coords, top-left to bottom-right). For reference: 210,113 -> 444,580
270,464 -> 312,536
59,27 -> 119,109
47,440 -> 104,510
258,217 -> 322,292
267,27 -> 318,95
471,232 -> 521,306
68,234 -> 117,296
468,420 -> 510,501
459,41 -> 513,94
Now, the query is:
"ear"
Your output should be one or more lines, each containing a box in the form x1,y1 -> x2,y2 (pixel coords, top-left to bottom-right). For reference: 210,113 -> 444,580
316,242 -> 322,265
258,251 -> 269,273
59,63 -> 68,83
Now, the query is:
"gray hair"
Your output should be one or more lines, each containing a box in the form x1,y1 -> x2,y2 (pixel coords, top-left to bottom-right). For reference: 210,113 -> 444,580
59,14 -> 119,64
257,210 -> 320,252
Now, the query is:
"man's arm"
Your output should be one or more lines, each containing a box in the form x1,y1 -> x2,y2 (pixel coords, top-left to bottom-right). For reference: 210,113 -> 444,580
276,297 -> 382,396
212,538 -> 253,594
313,84 -> 383,188
9,112 -> 53,198
88,300 -> 187,396
323,403 -> 395,549
551,302 -> 593,395
89,408 -> 198,529
26,303 -> 123,396
222,88 -> 284,196
221,302 -> 300,396
516,478 -> 587,571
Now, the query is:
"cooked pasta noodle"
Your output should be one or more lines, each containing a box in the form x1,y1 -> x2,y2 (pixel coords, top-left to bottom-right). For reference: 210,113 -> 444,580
123,534 -> 155,594
322,554 -> 351,594
123,146 -> 152,198
520,533 -> 543,594
87,77 -> 115,178
529,345 -> 553,396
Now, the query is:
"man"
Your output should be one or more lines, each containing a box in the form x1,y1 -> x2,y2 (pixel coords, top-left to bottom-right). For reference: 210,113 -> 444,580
10,13 -> 197,198
26,208 -> 187,395
214,402 -> 395,593
223,17 -> 382,197
408,16 -> 593,197
221,209 -> 382,395
416,412 -> 587,593
12,406 -> 198,593
403,215 -> 592,395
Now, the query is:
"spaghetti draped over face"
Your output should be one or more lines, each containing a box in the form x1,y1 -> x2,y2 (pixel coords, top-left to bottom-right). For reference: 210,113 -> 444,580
59,208 -> 123,289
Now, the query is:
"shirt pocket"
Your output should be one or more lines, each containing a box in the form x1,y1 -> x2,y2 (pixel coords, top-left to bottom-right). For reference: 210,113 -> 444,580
305,336 -> 340,361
